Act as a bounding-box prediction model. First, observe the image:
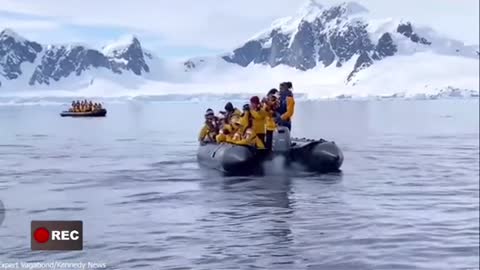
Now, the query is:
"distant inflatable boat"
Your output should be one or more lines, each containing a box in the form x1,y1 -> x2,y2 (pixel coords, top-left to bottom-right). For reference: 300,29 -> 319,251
197,127 -> 343,175
60,109 -> 107,117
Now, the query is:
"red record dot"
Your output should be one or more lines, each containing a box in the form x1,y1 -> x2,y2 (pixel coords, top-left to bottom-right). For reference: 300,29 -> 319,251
34,227 -> 50,243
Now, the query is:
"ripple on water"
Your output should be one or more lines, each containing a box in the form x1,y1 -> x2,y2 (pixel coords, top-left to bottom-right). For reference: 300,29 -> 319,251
0,101 -> 478,270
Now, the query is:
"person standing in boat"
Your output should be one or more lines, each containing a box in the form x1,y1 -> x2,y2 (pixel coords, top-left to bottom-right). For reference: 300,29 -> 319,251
263,89 -> 280,151
276,82 -> 295,131
248,96 -> 267,145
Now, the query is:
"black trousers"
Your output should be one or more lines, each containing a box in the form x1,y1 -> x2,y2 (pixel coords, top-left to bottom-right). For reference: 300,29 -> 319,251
258,133 -> 265,144
264,131 -> 273,151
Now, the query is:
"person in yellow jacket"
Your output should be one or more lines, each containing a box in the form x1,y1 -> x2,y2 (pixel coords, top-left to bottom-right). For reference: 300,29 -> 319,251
215,116 -> 234,143
248,96 -> 267,144
230,117 -> 265,149
223,102 -> 242,123
276,82 -> 295,130
198,109 -> 218,143
263,89 -> 280,150
239,104 -> 251,131
215,127 -> 230,143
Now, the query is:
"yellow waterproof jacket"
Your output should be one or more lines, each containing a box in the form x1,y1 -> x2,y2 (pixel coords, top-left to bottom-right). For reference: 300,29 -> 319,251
198,124 -> 215,142
238,112 -> 250,134
250,108 -> 267,135
233,109 -> 242,117
280,96 -> 295,121
233,128 -> 265,149
216,123 -> 234,143
216,133 -> 227,143
227,109 -> 242,122
222,124 -> 233,134
263,102 -> 277,131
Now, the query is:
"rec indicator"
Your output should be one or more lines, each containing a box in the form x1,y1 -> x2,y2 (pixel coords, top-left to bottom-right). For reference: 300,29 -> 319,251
31,220 -> 83,251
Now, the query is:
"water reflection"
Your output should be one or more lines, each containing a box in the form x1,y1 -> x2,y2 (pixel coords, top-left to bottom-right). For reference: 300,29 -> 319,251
219,174 -> 296,267
221,175 -> 293,209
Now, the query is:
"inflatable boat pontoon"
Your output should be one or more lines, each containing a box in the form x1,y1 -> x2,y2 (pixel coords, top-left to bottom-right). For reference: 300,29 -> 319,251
197,127 -> 343,175
60,109 -> 107,117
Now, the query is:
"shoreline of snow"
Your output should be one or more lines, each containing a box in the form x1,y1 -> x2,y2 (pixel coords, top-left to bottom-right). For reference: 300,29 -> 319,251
0,87 -> 477,107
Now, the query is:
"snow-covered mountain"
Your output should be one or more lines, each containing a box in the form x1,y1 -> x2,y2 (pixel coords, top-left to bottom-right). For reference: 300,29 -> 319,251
186,0 -> 479,84
0,30 -> 153,89
0,0 -> 478,97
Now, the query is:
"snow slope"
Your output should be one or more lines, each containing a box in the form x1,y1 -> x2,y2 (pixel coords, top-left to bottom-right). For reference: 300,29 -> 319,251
1,51 -> 477,101
0,0 -> 478,100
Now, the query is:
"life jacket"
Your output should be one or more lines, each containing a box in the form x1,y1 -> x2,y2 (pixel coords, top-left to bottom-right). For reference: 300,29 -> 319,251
250,108 -> 267,135
216,133 -> 226,143
207,121 -> 218,140
221,124 -> 233,135
263,103 -> 277,131
226,109 -> 241,123
232,130 -> 242,141
277,89 -> 293,117
242,128 -> 265,149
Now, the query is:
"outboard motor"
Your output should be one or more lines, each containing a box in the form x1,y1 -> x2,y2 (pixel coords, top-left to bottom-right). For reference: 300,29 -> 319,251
272,126 -> 291,155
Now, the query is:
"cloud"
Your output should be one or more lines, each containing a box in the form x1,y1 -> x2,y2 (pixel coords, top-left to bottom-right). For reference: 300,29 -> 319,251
0,18 -> 60,31
0,0 -> 298,49
0,0 -> 477,51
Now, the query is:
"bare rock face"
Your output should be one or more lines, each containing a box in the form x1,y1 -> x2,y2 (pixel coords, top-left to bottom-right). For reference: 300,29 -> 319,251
397,22 -> 431,45
0,29 -> 42,80
216,2 -> 455,82
0,29 -> 150,87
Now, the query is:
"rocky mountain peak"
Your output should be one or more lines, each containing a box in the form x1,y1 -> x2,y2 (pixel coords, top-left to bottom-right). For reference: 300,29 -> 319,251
0,29 -> 150,87
0,28 -> 26,42
0,29 -> 42,80
103,35 -> 142,57
102,35 -> 149,75
222,0 -> 377,73
216,0 -> 478,84
295,1 -> 368,22
296,0 -> 324,20
338,1 -> 369,16
396,21 -> 431,45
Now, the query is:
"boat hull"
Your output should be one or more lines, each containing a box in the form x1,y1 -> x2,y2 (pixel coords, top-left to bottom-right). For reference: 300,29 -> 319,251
60,109 -> 107,117
290,139 -> 343,173
197,143 -> 267,175
197,138 -> 343,175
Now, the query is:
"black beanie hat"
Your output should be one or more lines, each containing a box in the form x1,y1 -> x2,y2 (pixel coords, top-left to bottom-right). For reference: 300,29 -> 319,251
224,102 -> 234,112
267,88 -> 278,96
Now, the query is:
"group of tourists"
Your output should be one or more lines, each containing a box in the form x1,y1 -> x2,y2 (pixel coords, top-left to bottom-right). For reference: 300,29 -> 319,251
198,82 -> 295,150
68,100 -> 103,113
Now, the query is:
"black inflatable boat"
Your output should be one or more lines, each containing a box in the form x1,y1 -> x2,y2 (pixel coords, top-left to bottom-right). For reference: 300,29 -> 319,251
60,109 -> 107,117
197,127 -> 343,175
197,143 -> 268,175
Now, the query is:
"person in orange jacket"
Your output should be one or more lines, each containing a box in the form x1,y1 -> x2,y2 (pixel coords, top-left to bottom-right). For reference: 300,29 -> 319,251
276,82 -> 295,131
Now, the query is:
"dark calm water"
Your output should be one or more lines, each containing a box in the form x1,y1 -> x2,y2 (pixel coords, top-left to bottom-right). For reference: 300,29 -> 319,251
0,99 -> 478,270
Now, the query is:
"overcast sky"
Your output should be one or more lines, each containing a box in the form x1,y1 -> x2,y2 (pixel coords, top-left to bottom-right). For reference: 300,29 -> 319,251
0,0 -> 478,58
